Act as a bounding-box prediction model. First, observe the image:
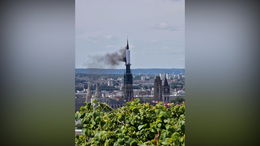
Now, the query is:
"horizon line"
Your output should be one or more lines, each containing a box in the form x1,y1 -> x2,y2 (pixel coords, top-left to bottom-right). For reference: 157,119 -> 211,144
75,67 -> 185,69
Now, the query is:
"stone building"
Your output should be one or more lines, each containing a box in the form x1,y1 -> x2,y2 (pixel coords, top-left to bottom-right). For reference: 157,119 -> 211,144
154,75 -> 162,100
123,40 -> 133,101
85,82 -> 92,102
95,83 -> 101,98
162,75 -> 170,102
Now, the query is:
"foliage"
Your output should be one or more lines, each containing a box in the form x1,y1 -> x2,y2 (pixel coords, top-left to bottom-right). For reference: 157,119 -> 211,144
75,99 -> 185,146
170,96 -> 185,105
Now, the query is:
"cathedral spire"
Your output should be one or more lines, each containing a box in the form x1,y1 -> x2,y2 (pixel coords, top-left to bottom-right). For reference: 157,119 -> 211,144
164,74 -> 169,86
126,38 -> 129,50
123,38 -> 133,101
95,83 -> 101,98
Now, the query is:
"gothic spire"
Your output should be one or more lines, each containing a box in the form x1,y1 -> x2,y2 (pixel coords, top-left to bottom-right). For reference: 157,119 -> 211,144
126,38 -> 129,50
164,74 -> 169,86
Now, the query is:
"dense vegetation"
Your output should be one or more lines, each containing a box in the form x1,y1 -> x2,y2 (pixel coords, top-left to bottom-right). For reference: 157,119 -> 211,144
75,99 -> 185,146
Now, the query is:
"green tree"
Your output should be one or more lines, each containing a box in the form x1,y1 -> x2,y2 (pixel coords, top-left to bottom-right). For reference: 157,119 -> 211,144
75,99 -> 185,146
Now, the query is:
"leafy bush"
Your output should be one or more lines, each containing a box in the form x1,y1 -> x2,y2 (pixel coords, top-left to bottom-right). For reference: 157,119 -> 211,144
75,99 -> 185,146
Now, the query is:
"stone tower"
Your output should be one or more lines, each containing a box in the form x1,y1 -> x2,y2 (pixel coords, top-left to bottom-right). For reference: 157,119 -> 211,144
123,39 -> 133,101
95,83 -> 101,98
163,74 -> 170,102
154,75 -> 162,100
85,82 -> 92,102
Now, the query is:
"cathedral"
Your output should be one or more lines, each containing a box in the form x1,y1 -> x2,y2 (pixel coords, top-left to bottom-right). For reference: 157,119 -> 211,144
154,74 -> 170,102
154,75 -> 162,100
123,40 -> 133,101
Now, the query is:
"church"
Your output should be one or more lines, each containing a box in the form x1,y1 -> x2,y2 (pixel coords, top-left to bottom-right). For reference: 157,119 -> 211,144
123,39 -> 134,101
154,74 -> 170,102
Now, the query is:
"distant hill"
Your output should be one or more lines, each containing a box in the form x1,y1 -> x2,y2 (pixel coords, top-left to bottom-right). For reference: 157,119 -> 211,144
75,68 -> 185,75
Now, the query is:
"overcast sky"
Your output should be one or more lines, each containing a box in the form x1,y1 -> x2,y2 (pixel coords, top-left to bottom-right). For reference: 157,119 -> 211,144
76,0 -> 185,69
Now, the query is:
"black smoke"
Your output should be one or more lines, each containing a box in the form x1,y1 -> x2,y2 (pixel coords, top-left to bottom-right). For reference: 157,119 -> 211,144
86,48 -> 126,68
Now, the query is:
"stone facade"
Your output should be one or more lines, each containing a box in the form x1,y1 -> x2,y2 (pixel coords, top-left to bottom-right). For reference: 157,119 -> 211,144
154,75 -> 162,100
162,75 -> 170,102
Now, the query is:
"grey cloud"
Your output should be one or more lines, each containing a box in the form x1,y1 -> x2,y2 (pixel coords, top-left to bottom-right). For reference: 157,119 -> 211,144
154,22 -> 179,31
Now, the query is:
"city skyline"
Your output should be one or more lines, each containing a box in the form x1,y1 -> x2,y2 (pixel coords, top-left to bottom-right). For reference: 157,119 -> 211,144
76,0 -> 185,69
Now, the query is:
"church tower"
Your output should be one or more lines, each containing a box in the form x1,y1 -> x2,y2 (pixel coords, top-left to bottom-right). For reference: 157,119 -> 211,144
123,39 -> 133,101
85,82 -> 92,102
95,83 -> 101,98
163,74 -> 170,102
154,75 -> 162,100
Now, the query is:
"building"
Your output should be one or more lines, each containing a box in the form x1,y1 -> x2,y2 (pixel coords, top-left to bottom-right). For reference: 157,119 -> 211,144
162,75 -> 170,102
107,79 -> 113,86
154,75 -> 162,100
95,83 -> 101,98
85,82 -> 92,102
123,39 -> 133,101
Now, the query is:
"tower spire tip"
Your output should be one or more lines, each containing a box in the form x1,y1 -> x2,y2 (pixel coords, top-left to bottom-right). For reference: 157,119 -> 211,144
126,36 -> 129,50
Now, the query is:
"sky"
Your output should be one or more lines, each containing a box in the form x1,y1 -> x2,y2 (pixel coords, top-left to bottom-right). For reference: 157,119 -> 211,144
76,0 -> 185,69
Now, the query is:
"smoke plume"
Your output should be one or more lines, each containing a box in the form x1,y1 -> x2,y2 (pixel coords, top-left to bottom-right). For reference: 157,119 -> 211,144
86,48 -> 126,68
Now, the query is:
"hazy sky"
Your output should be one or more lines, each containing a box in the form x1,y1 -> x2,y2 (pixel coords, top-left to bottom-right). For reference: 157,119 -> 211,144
76,0 -> 185,69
